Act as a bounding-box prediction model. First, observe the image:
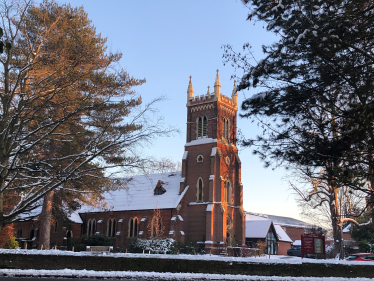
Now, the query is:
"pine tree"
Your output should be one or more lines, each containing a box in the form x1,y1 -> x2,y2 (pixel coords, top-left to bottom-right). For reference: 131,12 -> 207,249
224,0 -> 374,259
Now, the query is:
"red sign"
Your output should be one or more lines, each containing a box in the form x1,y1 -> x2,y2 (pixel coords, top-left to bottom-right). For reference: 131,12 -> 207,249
301,233 -> 326,259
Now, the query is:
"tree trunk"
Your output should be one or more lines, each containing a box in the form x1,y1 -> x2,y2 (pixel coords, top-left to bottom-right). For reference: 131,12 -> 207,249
370,178 -> 374,228
38,190 -> 54,250
330,189 -> 344,259
0,191 -> 3,232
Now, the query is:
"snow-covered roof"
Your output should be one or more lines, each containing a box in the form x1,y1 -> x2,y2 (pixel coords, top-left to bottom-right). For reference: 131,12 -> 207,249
79,172 -> 186,213
343,224 -> 351,233
17,203 -> 82,224
274,225 -> 293,243
185,137 -> 217,147
182,151 -> 188,160
293,240 -> 301,246
246,219 -> 272,238
68,212 -> 83,224
245,213 -> 269,221
246,212 -> 312,228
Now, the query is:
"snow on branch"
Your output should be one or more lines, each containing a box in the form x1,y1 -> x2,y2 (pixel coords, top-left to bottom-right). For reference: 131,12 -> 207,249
295,29 -> 309,45
271,0 -> 284,12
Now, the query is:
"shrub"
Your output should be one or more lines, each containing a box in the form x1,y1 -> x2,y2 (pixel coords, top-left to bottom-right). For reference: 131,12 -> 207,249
351,225 -> 374,254
4,237 -> 19,249
0,224 -> 15,248
254,240 -> 267,256
177,241 -> 205,255
351,225 -> 374,244
358,240 -> 374,253
72,234 -> 114,252
128,238 -> 178,254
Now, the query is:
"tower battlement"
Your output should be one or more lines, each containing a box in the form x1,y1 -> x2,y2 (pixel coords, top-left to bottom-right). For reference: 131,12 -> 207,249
186,70 -> 238,109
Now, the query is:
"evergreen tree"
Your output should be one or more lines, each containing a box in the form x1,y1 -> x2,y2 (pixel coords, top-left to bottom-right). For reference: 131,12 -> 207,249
224,0 -> 374,258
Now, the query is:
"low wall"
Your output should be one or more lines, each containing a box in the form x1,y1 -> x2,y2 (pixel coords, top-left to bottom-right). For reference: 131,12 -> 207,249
0,253 -> 373,278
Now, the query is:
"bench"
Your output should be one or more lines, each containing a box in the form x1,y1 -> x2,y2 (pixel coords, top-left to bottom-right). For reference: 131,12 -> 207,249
86,246 -> 113,253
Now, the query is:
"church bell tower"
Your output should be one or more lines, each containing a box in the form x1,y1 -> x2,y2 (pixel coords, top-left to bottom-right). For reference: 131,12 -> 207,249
179,70 -> 245,252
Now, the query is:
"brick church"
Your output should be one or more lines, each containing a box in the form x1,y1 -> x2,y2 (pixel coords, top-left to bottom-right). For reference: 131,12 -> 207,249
14,71 -> 246,252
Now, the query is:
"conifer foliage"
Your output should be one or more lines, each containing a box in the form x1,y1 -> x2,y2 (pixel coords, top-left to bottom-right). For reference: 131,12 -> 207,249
224,0 -> 374,258
0,0 -> 170,240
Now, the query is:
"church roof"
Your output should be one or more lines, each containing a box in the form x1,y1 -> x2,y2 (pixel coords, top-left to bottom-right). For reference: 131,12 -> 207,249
245,215 -> 293,242
245,219 -> 272,238
274,225 -> 293,243
79,171 -> 186,213
246,212 -> 312,228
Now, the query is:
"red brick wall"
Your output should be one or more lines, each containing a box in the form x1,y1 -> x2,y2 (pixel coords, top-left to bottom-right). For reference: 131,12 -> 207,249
343,232 -> 354,241
284,226 -> 306,242
278,241 -> 292,255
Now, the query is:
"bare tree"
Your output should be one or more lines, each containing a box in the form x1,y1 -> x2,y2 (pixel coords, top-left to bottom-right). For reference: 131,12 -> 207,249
291,168 -> 368,258
0,0 -> 173,250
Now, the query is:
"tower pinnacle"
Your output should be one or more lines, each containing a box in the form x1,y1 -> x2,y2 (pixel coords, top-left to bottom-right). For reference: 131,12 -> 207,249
187,75 -> 194,101
214,69 -> 221,97
207,85 -> 211,96
232,80 -> 238,105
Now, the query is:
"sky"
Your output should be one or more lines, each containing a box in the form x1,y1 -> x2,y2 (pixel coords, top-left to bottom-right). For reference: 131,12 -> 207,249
65,0 -> 303,220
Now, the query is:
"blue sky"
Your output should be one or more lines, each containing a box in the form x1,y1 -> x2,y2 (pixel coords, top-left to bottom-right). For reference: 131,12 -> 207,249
67,0 -> 302,220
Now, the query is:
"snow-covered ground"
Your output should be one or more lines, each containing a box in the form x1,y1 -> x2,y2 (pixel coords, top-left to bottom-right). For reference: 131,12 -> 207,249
0,269 -> 373,281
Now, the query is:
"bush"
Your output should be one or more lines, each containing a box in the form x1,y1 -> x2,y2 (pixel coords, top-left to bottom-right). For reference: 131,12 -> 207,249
4,237 -> 19,249
358,240 -> 374,253
351,225 -> 374,253
128,238 -> 178,254
0,224 -> 15,248
254,241 -> 267,256
351,225 -> 374,244
72,234 -> 114,252
177,241 -> 205,255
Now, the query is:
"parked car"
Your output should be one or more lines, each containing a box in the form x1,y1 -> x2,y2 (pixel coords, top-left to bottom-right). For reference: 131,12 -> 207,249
346,253 -> 374,261
287,247 -> 301,257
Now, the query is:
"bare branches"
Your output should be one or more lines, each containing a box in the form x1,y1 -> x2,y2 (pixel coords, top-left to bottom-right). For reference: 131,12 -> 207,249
0,0 -> 174,227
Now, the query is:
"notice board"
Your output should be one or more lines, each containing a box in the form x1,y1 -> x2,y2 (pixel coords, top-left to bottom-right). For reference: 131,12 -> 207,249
301,233 -> 326,259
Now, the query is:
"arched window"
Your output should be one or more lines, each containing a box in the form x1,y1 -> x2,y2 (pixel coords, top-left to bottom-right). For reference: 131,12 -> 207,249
203,115 -> 208,136
128,217 -> 138,238
197,155 -> 204,163
223,118 -> 230,141
87,219 -> 92,236
112,219 -> 116,237
129,218 -> 134,238
196,115 -> 208,139
134,218 -> 138,237
198,116 -> 202,137
196,178 -> 203,202
87,219 -> 96,236
226,216 -> 233,245
108,219 -> 112,237
224,180 -> 233,204
92,219 -> 96,235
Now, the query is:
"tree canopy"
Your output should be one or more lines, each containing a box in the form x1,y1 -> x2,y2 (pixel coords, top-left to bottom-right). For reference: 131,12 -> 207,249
224,0 -> 374,258
0,0 -> 171,231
